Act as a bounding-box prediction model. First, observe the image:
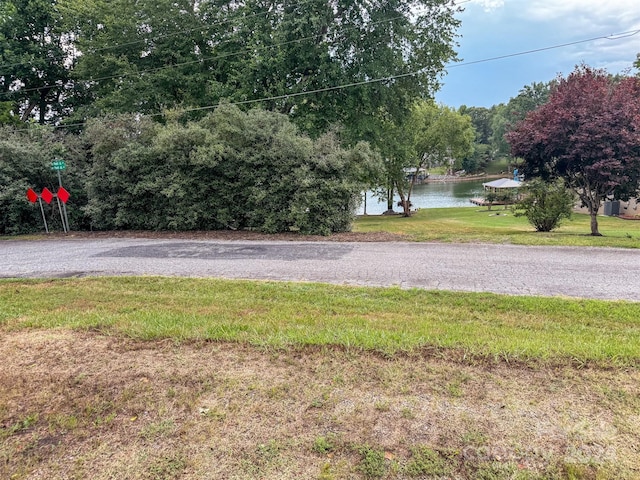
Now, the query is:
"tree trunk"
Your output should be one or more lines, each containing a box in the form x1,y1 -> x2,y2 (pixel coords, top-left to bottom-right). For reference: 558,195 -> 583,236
590,212 -> 602,236
582,190 -> 602,236
383,187 -> 395,214
39,90 -> 48,125
21,101 -> 37,122
402,200 -> 412,217
397,195 -> 411,217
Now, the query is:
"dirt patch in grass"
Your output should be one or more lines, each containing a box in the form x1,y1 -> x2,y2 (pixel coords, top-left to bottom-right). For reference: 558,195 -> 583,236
2,330 -> 638,479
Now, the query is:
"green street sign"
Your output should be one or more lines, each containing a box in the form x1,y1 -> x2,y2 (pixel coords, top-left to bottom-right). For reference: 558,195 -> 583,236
51,159 -> 66,171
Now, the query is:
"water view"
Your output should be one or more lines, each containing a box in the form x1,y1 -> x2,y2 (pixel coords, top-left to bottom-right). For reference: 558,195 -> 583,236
358,180 -> 486,215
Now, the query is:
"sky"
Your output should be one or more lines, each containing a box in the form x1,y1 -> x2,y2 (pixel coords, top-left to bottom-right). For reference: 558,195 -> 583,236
434,0 -> 640,108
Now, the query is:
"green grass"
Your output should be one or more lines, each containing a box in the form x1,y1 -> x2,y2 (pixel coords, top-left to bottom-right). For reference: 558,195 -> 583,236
483,157 -> 511,175
354,207 -> 640,247
2,277 -> 639,366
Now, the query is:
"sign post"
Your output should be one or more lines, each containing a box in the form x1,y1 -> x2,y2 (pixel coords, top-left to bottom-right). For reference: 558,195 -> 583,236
26,188 -> 49,233
51,159 -> 70,233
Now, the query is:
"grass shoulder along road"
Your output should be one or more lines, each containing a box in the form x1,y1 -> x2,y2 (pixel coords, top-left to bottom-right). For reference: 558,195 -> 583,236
2,276 -> 639,366
354,207 -> 640,247
2,278 -> 639,479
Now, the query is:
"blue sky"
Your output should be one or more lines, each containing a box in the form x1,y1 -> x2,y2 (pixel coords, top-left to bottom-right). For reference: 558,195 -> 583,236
434,0 -> 640,108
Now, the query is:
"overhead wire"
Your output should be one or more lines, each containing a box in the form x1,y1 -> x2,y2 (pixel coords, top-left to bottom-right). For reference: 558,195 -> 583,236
31,26 -> 637,131
1,0 -> 451,71
447,29 -> 640,69
2,0 -> 637,130
25,27 -> 637,131
136,28 -> 640,116
0,0 -> 331,70
0,13 -> 411,98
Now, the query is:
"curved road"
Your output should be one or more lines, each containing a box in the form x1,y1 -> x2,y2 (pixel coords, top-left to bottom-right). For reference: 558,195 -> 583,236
1,238 -> 639,301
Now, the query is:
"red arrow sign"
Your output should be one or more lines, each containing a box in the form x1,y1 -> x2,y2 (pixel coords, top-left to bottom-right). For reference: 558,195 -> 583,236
26,188 -> 38,203
41,187 -> 54,204
57,186 -> 70,204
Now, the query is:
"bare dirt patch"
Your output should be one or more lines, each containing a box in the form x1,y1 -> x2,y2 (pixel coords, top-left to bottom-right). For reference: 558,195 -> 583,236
2,330 -> 638,479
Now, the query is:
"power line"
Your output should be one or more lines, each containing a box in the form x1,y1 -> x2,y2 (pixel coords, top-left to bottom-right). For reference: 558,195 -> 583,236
10,27 -> 640,131
0,13 -> 411,98
0,0 -> 326,70
447,29 -> 640,69
150,29 -> 640,115
1,0 -> 437,71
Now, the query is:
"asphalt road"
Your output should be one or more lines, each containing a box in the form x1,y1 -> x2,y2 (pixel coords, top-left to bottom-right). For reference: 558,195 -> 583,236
1,238 -> 639,301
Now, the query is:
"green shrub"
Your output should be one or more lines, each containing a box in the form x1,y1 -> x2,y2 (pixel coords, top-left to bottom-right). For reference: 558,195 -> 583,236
0,126 -> 89,234
514,179 -> 575,232
83,107 -> 379,234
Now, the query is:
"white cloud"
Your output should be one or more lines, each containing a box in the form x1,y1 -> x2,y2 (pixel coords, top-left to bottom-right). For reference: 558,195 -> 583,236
525,0 -> 639,28
439,0 -> 639,107
517,0 -> 640,74
470,0 -> 505,12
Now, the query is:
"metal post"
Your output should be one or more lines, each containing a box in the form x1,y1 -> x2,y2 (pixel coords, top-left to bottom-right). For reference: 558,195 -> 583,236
56,195 -> 67,233
38,198 -> 49,234
57,170 -> 70,232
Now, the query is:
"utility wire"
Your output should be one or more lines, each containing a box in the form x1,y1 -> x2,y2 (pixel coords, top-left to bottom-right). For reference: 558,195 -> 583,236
1,0 -> 448,71
0,13 -> 411,98
0,0 -> 325,70
447,29 -> 640,68
149,29 -> 640,115
9,27 -> 640,131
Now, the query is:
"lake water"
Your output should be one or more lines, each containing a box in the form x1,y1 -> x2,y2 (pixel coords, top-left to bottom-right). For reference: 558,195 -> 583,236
358,180 -> 485,215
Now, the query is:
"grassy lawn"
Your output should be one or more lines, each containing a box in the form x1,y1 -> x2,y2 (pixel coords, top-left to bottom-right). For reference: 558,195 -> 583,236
2,277 -> 639,479
3,277 -> 639,366
354,207 -> 640,247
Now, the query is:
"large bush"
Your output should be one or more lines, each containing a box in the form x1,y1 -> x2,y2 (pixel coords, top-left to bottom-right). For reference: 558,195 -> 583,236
0,126 -> 88,235
1,107 -> 379,235
514,179 -> 575,232
82,106 -> 379,235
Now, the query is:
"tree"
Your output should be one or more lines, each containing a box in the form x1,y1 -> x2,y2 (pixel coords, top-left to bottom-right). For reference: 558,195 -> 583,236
458,105 -> 494,172
514,179 -> 574,232
0,124 -> 88,234
61,0 -> 215,121
0,101 -> 21,125
395,100 -> 474,216
489,82 -> 552,159
58,0 -> 460,138
0,0 -> 73,124
459,105 -> 492,144
507,65 -> 640,236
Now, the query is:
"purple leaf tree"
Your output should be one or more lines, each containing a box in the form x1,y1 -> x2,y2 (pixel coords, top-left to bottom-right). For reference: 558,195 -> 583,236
506,65 -> 640,236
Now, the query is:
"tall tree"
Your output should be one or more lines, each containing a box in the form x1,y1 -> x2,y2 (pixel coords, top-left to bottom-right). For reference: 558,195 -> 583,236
197,0 -> 461,139
490,81 -> 551,158
61,0 -> 213,120
395,100 -> 474,216
507,65 -> 640,236
459,105 -> 491,144
459,105 -> 494,173
62,0 -> 460,137
0,0 -> 73,123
